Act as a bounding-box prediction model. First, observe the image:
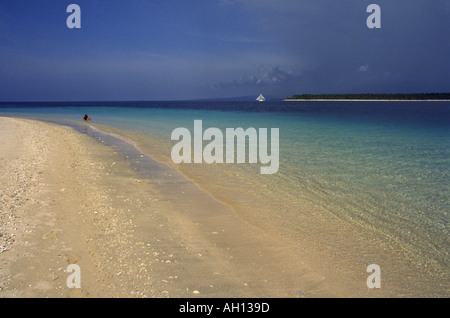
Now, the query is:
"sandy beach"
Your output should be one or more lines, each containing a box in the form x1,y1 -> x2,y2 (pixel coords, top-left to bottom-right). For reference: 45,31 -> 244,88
0,117 -> 361,298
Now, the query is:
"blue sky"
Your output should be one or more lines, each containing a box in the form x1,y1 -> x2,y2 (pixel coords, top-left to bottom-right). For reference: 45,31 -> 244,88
0,0 -> 449,101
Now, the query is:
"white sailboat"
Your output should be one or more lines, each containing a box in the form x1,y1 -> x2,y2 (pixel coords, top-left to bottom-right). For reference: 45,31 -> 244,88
256,93 -> 266,102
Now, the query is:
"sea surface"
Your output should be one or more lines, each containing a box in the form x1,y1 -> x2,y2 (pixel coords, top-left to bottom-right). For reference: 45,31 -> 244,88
1,100 -> 449,296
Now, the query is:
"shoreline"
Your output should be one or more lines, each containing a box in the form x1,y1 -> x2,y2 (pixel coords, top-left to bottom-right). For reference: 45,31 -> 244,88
1,116 -> 446,298
0,117 -> 348,298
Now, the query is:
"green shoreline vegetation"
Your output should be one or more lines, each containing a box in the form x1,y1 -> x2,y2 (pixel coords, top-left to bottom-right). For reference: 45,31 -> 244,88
285,93 -> 450,100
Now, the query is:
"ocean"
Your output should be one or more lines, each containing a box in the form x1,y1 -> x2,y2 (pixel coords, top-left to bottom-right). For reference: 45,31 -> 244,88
1,100 -> 449,296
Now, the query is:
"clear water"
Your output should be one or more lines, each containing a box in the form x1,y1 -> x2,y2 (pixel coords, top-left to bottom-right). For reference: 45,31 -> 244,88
1,100 -> 449,294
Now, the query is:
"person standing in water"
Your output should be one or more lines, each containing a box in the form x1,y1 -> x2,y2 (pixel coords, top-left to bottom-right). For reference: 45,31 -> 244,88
83,114 -> 91,121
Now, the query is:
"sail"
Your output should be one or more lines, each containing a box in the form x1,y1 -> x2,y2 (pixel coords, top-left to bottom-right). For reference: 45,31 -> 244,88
256,94 -> 265,101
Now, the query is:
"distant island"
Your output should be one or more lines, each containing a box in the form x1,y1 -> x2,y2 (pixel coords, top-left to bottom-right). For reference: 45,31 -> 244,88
285,93 -> 450,101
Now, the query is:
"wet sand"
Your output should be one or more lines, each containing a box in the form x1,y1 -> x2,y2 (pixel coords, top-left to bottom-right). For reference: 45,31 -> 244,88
0,117 -> 384,298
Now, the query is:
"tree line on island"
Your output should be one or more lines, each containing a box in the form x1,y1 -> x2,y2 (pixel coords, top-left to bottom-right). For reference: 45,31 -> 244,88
286,93 -> 450,100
